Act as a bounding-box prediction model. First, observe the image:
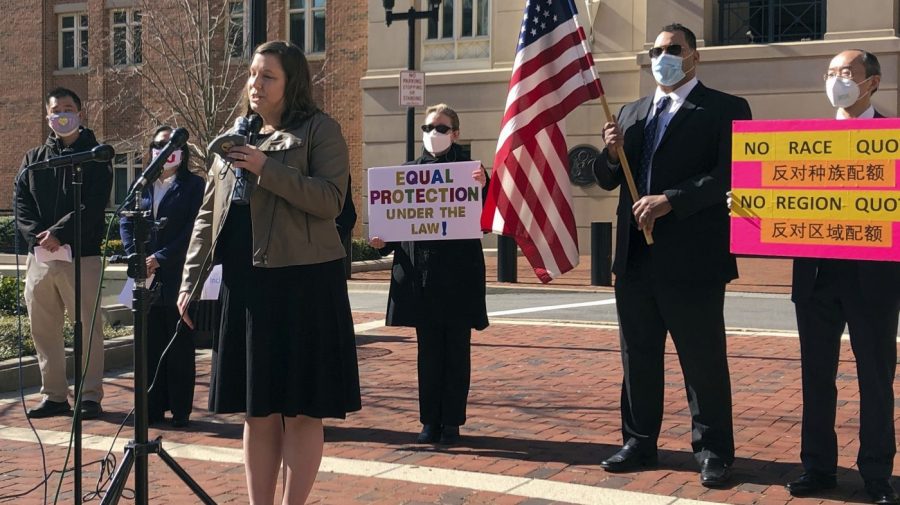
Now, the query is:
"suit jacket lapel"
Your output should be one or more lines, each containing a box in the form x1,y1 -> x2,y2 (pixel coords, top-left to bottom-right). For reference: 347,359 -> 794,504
655,82 -> 709,152
627,96 -> 655,167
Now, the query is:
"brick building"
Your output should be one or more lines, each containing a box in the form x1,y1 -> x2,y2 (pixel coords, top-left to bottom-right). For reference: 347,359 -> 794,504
0,0 -> 367,238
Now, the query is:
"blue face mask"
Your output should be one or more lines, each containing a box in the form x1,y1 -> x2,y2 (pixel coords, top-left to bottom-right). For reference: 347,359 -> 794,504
651,53 -> 686,87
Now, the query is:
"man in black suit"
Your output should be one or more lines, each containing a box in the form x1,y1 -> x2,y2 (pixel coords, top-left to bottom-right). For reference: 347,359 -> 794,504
785,49 -> 900,505
592,23 -> 751,487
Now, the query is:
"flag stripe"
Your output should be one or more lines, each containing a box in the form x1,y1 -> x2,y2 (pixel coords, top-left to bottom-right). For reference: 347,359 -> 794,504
482,0 -> 603,283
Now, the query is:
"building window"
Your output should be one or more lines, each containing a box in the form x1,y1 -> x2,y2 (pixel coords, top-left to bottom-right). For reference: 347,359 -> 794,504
717,0 -> 825,45
112,152 -> 142,207
228,0 -> 246,58
59,13 -> 89,69
287,0 -> 326,54
111,9 -> 142,66
425,0 -> 490,62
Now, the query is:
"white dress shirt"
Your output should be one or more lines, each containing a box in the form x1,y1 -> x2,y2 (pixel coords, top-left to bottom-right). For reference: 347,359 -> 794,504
836,105 -> 875,120
152,174 -> 175,219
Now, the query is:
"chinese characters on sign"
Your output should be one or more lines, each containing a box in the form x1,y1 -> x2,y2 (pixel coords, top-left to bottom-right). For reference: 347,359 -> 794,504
730,118 -> 900,261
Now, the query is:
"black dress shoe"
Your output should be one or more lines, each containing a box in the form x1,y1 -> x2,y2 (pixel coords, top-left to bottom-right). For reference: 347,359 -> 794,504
699,458 -> 731,488
438,425 -> 460,445
416,424 -> 441,444
786,472 -> 837,497
26,399 -> 72,419
865,479 -> 900,505
599,445 -> 658,473
171,417 -> 190,428
80,401 -> 102,420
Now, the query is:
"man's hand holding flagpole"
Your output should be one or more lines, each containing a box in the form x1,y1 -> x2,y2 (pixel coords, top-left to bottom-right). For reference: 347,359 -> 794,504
599,98 -> 654,245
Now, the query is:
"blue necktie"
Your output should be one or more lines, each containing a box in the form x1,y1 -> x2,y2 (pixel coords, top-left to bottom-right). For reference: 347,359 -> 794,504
637,96 -> 671,196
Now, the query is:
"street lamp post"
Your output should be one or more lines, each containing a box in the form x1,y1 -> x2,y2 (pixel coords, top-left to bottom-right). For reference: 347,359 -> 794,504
382,0 -> 441,162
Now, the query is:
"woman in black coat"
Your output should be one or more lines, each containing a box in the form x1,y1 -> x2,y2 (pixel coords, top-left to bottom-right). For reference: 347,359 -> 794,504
370,104 -> 488,445
121,125 -> 205,427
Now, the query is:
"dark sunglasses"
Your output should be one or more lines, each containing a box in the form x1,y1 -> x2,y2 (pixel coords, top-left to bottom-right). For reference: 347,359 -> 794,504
420,124 -> 453,134
648,44 -> 684,59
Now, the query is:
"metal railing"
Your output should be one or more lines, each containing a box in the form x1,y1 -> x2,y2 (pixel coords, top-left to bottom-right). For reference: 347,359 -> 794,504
717,0 -> 825,45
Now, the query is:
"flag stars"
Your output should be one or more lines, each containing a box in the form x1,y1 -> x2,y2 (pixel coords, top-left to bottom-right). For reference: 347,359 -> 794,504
531,28 -> 537,36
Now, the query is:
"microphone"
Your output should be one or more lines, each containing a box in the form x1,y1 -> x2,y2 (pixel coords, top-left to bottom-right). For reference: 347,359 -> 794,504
133,128 -> 189,191
27,144 -> 115,171
231,114 -> 263,206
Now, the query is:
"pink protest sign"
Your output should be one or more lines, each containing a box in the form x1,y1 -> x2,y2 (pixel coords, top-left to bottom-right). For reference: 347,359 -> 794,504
730,118 -> 900,261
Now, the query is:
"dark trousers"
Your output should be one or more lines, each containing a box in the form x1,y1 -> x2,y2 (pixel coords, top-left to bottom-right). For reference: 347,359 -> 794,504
795,265 -> 898,480
614,268 -> 734,464
416,326 -> 471,426
147,305 -> 196,422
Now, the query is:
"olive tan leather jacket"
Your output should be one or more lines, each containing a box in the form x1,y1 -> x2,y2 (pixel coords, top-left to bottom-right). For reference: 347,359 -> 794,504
180,112 -> 349,297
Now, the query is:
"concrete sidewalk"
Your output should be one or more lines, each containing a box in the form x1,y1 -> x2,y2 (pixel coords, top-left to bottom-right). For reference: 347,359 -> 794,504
0,305 -> 894,504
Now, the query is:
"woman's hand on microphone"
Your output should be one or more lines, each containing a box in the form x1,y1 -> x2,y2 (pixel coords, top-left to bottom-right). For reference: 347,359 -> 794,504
228,145 -> 267,176
177,291 -> 195,330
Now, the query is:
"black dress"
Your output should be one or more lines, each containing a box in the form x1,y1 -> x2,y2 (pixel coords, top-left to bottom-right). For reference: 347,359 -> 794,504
208,202 -> 361,419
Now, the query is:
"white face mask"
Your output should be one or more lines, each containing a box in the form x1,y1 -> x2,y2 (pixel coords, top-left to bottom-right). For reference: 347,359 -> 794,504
825,76 -> 869,109
651,53 -> 686,87
423,131 -> 453,155
152,148 -> 183,170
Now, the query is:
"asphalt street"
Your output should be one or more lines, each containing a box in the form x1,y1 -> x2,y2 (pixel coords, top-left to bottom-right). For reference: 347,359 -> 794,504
349,287 -> 809,333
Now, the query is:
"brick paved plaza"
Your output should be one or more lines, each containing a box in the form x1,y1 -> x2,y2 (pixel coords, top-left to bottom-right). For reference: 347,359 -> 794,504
0,257 -> 894,504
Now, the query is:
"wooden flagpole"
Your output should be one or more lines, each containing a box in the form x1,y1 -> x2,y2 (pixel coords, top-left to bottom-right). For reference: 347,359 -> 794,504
598,94 -> 654,245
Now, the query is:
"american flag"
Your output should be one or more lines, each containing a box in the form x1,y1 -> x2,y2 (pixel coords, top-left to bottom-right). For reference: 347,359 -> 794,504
481,0 -> 603,283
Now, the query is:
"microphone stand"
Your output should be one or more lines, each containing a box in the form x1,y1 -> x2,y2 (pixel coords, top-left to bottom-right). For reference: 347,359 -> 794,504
22,156 -> 87,504
102,187 -> 214,505
72,160 -> 84,505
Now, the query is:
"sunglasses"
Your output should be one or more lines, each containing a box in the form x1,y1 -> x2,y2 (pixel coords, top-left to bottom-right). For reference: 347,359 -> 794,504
648,44 -> 685,59
420,124 -> 454,134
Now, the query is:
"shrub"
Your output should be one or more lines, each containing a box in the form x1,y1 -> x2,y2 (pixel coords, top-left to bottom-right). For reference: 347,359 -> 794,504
104,239 -> 126,257
0,216 -> 25,254
351,238 -> 382,261
0,276 -> 25,316
105,213 -> 122,241
0,315 -> 132,361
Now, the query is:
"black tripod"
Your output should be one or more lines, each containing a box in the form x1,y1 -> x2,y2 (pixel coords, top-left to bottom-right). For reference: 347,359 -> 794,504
101,199 -> 214,505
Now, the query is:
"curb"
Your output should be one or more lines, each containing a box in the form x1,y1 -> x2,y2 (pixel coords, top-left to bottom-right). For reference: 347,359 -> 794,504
0,335 -> 134,394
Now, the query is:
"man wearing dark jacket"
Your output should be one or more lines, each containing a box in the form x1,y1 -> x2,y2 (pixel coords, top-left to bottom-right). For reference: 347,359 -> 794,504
785,50 -> 900,505
593,24 -> 751,487
15,88 -> 113,420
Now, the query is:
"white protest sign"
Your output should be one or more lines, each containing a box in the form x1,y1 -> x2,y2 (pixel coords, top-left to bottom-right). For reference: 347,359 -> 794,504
399,70 -> 425,107
117,274 -> 155,309
368,161 -> 484,241
200,265 -> 222,301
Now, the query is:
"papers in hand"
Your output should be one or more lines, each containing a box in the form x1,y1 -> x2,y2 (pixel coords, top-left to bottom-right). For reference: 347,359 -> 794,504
117,274 -> 155,309
34,245 -> 72,264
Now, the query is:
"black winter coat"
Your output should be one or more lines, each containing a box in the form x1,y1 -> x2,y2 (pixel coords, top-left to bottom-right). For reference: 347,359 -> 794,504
381,143 -> 489,330
15,128 -> 113,256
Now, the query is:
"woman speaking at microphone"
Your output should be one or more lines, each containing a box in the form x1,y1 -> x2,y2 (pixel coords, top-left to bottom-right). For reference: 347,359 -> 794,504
178,41 -> 361,504
120,125 -> 204,428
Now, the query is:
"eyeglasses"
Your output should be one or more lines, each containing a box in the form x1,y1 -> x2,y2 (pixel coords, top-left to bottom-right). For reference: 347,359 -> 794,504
648,44 -> 685,59
824,68 -> 854,81
420,124 -> 453,134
